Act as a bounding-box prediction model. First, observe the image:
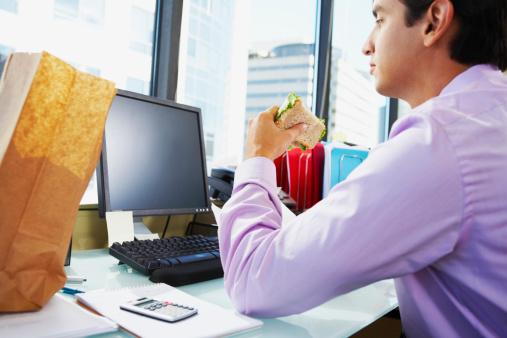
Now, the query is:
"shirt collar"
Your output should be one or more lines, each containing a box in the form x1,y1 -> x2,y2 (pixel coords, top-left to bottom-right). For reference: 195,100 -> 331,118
440,64 -> 500,96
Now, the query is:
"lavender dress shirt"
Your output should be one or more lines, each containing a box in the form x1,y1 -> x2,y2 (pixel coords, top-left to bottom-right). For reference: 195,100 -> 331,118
218,65 -> 507,338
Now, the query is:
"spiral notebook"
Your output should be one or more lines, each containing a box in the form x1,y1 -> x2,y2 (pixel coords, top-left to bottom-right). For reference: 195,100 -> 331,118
76,283 -> 262,338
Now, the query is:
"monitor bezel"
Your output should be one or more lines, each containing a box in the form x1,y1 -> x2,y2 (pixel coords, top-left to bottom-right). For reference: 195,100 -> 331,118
97,89 -> 210,218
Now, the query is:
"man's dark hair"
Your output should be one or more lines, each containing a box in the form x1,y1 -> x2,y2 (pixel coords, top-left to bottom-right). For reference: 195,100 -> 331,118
401,0 -> 507,71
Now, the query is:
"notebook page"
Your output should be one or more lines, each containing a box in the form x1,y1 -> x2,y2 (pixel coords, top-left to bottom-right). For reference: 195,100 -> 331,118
0,294 -> 117,338
77,283 -> 262,338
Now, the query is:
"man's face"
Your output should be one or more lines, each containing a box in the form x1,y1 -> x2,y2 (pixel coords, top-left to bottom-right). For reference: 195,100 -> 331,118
363,0 -> 425,99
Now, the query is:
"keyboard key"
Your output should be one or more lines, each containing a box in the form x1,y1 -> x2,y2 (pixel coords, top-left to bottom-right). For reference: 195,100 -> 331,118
176,252 -> 215,264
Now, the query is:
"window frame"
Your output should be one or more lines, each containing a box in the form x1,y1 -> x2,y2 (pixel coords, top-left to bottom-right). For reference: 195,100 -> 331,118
150,0 -> 183,100
313,0 -> 334,122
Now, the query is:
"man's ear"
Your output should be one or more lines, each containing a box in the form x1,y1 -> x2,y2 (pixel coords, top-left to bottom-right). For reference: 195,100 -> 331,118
422,0 -> 455,47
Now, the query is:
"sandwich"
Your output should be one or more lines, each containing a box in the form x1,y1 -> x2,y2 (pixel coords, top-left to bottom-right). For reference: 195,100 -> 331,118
274,92 -> 326,150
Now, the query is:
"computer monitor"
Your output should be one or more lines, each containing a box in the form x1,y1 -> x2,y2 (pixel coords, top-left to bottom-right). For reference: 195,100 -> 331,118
97,90 -> 210,235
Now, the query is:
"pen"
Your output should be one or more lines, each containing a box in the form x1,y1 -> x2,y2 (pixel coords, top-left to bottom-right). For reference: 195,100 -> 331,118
61,287 -> 85,295
67,275 -> 87,283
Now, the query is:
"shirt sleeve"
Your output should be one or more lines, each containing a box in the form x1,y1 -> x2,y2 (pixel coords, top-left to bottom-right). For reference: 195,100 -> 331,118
218,114 -> 464,317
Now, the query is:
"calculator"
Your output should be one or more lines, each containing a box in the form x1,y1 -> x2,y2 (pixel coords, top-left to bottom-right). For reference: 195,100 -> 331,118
120,297 -> 198,322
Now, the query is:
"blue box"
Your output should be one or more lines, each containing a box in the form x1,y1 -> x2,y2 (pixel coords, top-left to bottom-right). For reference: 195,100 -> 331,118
323,143 -> 369,197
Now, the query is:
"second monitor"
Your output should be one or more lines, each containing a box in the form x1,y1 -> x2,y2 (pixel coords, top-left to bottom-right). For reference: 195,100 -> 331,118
97,89 -> 210,235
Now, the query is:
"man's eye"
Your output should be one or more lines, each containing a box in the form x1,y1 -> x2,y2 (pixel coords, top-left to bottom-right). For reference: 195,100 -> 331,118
376,18 -> 384,25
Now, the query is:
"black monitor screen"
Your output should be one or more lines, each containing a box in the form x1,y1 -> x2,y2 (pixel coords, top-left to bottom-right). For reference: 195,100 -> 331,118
98,90 -> 209,216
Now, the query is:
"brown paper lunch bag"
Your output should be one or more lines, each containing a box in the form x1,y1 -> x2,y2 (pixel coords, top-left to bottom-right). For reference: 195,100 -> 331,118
0,51 -> 116,312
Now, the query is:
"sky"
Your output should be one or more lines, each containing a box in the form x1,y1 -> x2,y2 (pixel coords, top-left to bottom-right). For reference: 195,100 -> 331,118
248,0 -> 375,72
247,0 -> 317,51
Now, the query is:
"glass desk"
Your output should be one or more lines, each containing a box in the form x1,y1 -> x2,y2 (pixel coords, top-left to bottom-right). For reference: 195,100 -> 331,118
65,249 -> 398,337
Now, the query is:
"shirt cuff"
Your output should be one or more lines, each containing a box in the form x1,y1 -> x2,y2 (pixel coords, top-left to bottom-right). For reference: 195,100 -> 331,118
233,157 -> 277,190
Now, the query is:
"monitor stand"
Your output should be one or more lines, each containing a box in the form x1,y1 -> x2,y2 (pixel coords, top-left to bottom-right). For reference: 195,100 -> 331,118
133,217 -> 159,240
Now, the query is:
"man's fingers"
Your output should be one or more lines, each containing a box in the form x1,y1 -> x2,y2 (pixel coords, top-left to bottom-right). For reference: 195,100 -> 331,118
285,123 -> 308,140
259,105 -> 279,120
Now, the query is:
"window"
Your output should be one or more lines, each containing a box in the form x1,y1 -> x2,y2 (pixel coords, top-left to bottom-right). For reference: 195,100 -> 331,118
85,66 -> 100,76
54,0 -> 105,25
178,0 -> 317,167
328,1 -> 388,147
126,76 -> 149,94
398,100 -> 411,120
0,0 -> 156,205
54,0 -> 79,20
205,133 -> 215,158
80,0 -> 104,25
0,44 -> 13,76
187,38 -> 196,57
0,0 -> 17,13
130,6 -> 154,55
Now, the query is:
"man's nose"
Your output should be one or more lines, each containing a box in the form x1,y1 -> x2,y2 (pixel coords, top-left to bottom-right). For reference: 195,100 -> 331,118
362,32 -> 374,56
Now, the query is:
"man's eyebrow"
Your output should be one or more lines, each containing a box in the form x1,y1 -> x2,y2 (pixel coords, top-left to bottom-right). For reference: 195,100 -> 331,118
372,5 -> 385,18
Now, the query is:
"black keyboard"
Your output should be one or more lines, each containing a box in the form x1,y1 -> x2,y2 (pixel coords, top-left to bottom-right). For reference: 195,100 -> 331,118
109,235 -> 223,286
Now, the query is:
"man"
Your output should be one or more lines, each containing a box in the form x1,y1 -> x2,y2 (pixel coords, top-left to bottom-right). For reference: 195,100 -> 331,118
218,0 -> 507,337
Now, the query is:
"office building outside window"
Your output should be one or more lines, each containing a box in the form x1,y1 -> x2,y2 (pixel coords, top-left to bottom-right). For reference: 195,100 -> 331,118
178,0 -> 317,167
0,0 -> 156,204
178,0 -> 250,167
329,1 -> 388,147
129,5 -> 154,55
0,0 -> 155,93
54,0 -> 79,20
54,0 -> 105,26
246,43 -> 315,128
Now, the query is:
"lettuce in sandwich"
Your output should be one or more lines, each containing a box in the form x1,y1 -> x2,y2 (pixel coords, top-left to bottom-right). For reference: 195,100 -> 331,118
274,92 -> 326,150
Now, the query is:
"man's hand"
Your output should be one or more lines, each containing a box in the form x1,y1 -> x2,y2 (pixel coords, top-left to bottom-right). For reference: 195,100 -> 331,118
244,106 -> 308,161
